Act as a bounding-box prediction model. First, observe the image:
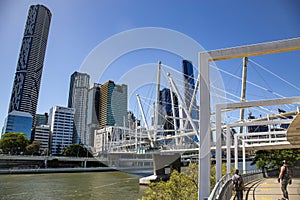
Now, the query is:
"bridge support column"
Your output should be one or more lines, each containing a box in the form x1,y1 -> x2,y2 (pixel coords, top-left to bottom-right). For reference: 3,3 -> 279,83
152,153 -> 181,175
170,157 -> 181,173
139,153 -> 181,185
83,160 -> 87,168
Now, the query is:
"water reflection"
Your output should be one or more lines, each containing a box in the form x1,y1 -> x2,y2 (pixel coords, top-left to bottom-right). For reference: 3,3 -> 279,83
0,172 -> 147,200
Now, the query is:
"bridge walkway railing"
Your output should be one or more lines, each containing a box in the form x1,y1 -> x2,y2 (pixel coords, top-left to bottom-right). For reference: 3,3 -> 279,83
209,170 -> 265,200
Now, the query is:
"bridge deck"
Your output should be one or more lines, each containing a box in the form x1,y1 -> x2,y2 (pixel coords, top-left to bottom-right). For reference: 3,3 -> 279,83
240,178 -> 300,200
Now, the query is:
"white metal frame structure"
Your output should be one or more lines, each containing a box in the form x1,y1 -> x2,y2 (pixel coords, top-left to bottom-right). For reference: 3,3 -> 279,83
199,37 -> 300,199
216,97 -> 300,175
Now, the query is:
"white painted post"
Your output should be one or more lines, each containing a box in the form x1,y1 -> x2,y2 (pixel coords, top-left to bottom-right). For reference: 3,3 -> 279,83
135,120 -> 138,151
169,84 -> 179,145
242,137 -> 246,174
199,52 -> 211,200
226,124 -> 231,175
215,104 -> 222,183
234,135 -> 238,170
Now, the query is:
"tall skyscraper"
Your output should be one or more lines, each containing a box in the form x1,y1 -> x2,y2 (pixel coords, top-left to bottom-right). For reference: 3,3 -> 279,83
182,60 -> 199,126
99,80 -> 127,129
182,60 -> 196,111
158,88 -> 179,135
8,5 -> 51,131
87,83 -> 101,147
68,71 -> 90,144
49,106 -> 75,155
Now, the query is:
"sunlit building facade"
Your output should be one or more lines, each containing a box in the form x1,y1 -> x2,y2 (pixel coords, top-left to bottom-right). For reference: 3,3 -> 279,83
99,80 -> 128,129
34,125 -> 50,154
49,106 -> 74,155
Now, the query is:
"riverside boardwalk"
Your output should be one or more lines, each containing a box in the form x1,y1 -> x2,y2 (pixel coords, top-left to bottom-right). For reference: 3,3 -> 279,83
237,178 -> 300,200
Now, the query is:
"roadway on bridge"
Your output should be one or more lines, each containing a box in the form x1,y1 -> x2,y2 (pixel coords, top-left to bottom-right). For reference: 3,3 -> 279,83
243,178 -> 300,200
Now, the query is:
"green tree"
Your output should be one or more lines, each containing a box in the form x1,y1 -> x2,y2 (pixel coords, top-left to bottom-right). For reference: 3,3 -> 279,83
43,148 -> 49,156
142,163 -> 198,200
62,144 -> 93,157
253,149 -> 300,170
25,140 -> 41,155
0,132 -> 30,155
141,163 -> 234,200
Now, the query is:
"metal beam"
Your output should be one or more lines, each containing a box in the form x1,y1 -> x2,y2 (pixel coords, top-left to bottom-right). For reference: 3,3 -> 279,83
220,96 -> 300,110
208,37 -> 300,61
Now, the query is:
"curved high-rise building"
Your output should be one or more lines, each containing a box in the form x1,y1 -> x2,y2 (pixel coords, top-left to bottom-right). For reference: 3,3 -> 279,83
8,5 -> 51,129
99,80 -> 128,129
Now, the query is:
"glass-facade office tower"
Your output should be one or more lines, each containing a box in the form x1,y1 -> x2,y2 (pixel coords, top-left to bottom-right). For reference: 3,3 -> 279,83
68,71 -> 90,144
8,5 -> 51,131
35,113 -> 48,127
99,80 -> 128,129
158,88 -> 179,135
183,60 -> 196,113
182,60 -> 199,125
49,106 -> 75,155
87,83 -> 101,147
3,111 -> 33,138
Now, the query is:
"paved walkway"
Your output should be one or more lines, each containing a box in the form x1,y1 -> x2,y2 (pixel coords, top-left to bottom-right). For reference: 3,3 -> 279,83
244,178 -> 300,200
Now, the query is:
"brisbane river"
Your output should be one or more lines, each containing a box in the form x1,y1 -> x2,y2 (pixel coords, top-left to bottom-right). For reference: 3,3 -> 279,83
0,161 -> 256,200
0,171 -> 148,200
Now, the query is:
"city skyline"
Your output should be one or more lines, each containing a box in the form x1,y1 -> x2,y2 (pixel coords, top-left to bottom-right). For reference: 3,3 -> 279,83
1,1 -> 300,131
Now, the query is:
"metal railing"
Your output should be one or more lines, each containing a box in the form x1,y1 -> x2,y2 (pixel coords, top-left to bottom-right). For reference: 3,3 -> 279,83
209,170 -> 264,200
209,173 -> 231,200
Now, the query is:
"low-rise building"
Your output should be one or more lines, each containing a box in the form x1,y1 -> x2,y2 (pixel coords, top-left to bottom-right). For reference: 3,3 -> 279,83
34,125 -> 50,154
2,111 -> 33,139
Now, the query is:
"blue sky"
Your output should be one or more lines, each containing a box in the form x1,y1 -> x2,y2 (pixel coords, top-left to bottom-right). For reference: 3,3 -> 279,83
0,0 -> 300,128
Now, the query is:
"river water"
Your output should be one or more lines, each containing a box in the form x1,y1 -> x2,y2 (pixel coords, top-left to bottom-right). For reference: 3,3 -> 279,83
0,171 -> 147,200
0,161 -> 257,200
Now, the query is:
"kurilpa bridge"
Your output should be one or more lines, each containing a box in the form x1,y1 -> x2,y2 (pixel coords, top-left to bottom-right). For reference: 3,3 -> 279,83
94,37 -> 300,199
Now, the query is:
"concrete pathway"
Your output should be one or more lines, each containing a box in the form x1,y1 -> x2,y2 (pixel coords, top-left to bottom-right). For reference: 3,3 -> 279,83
244,178 -> 300,200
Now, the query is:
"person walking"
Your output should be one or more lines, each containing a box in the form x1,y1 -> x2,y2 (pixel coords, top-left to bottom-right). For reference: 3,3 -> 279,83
232,169 -> 245,200
278,160 -> 292,200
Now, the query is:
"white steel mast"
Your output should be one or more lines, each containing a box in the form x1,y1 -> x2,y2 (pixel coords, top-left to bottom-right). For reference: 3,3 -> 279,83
153,61 -> 162,143
239,57 -> 248,133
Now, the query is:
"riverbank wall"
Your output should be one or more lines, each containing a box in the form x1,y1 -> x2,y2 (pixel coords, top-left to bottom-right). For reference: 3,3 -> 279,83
0,167 -> 117,174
